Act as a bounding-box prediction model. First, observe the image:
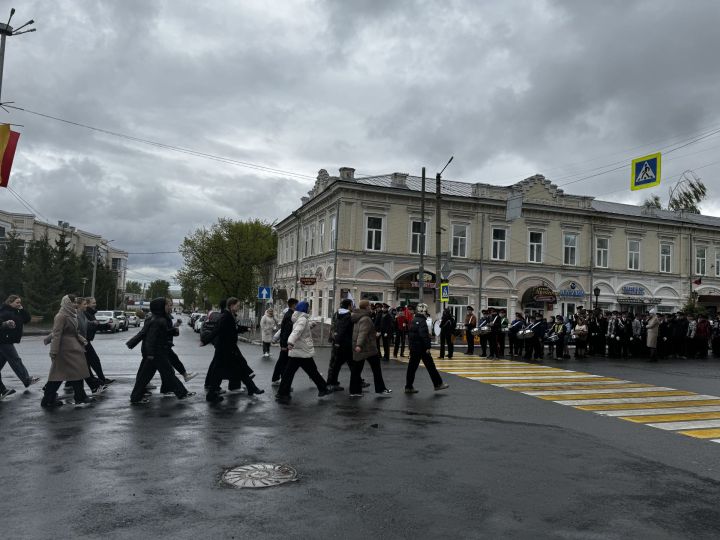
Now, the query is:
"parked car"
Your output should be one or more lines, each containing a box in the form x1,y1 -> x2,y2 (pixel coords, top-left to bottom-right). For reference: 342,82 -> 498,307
113,311 -> 129,331
194,314 -> 208,333
124,312 -> 140,327
95,310 -> 119,333
189,312 -> 202,327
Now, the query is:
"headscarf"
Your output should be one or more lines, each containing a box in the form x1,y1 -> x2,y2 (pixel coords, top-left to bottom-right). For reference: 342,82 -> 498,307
59,295 -> 78,331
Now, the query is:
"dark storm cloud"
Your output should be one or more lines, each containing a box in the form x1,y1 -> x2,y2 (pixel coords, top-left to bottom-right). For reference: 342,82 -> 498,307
1,0 -> 718,282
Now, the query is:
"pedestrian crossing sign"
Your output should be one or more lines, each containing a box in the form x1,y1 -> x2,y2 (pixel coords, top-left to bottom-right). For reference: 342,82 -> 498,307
440,282 -> 449,303
631,152 -> 661,191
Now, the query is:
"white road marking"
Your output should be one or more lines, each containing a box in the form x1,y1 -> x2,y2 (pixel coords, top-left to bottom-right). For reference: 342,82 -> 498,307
523,387 -> 675,396
555,395 -> 718,406
493,380 -> 632,388
597,406 -> 720,416
646,419 -> 720,430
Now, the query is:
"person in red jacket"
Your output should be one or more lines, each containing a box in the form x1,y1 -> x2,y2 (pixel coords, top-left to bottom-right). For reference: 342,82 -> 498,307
695,315 -> 711,359
393,305 -> 410,358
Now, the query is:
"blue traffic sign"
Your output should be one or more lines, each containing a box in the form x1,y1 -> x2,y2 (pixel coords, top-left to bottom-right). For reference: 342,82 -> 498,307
631,152 -> 661,191
440,282 -> 449,302
257,286 -> 271,300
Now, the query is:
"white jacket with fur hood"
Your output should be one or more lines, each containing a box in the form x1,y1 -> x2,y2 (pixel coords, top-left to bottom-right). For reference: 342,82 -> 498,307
288,311 -> 315,358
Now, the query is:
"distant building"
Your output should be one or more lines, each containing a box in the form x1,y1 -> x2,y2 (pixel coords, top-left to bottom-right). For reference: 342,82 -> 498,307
0,209 -> 127,292
274,168 -> 720,321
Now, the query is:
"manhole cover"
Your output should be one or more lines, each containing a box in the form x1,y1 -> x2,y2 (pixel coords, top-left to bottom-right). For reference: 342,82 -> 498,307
222,464 -> 298,488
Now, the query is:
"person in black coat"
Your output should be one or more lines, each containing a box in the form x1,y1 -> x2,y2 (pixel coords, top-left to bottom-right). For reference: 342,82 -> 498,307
203,297 -> 263,403
375,304 -> 394,361
438,307 -> 456,359
0,295 -> 40,395
487,308 -> 501,359
129,297 -> 192,404
405,303 -> 447,393
83,297 -> 114,386
523,315 -> 547,362
271,298 -> 297,385
327,298 -> 353,391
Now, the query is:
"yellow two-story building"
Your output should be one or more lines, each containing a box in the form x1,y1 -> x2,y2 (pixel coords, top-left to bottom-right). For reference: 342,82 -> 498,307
273,168 -> 720,322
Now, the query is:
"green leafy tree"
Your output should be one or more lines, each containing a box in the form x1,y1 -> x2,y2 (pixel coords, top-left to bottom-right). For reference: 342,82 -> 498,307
177,218 -> 277,305
0,228 -> 26,301
93,261 -> 119,310
643,172 -> 707,214
23,235 -> 62,320
145,279 -> 171,300
125,280 -> 143,294
178,273 -> 200,308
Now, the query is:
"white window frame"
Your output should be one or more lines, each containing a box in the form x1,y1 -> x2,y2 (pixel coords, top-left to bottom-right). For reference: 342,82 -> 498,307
716,249 -> 720,278
303,227 -> 309,258
329,215 -> 336,250
289,235 -> 295,261
310,225 -> 316,255
696,246 -> 707,276
491,228 -> 507,261
365,215 -> 384,252
595,237 -> 609,268
452,223 -> 468,258
563,233 -> 577,266
318,221 -> 325,254
659,242 -> 672,274
528,230 -> 543,264
410,219 -> 428,255
627,239 -> 641,271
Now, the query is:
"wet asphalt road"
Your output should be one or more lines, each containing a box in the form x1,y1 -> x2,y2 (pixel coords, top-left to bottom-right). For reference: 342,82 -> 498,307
3,320 -> 720,539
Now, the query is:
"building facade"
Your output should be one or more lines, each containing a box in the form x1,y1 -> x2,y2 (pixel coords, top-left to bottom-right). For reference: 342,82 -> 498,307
273,168 -> 720,322
0,209 -> 128,292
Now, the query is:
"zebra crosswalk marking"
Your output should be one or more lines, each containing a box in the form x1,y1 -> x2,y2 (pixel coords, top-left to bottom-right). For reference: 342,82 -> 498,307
395,354 -> 720,444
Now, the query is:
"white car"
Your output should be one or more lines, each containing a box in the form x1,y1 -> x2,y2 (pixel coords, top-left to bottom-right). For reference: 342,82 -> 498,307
194,314 -> 208,333
95,310 -> 119,333
125,313 -> 140,327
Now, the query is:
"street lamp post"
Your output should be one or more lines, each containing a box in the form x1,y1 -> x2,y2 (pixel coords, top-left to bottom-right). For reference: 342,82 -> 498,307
593,286 -> 600,311
81,277 -> 88,296
0,9 -> 37,102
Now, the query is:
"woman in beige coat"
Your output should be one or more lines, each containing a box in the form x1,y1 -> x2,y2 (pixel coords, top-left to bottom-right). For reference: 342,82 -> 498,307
41,295 -> 93,407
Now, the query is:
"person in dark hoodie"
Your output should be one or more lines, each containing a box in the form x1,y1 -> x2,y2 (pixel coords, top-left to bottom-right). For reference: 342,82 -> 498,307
83,297 -> 114,386
275,300 -> 329,403
406,303 -> 448,394
375,303 -> 394,361
271,298 -> 297,386
0,295 -> 40,396
327,298 -> 353,392
203,297 -> 263,403
129,297 -> 193,404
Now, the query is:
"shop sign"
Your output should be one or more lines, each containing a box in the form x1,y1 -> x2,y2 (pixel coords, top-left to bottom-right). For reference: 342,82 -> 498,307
299,277 -> 317,286
532,285 -> 557,303
621,286 -> 645,296
411,281 -> 437,289
558,281 -> 585,298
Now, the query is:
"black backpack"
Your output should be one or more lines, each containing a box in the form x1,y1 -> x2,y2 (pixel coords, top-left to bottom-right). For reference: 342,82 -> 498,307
200,312 -> 221,344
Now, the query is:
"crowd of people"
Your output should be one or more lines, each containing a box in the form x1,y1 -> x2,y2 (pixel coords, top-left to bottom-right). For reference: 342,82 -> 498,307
3,291 -> 720,407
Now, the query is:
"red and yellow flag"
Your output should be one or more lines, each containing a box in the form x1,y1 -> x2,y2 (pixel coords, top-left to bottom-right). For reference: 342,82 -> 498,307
0,123 -> 20,188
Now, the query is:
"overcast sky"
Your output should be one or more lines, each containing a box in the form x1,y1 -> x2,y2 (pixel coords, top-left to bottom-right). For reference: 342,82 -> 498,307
1,0 -> 719,284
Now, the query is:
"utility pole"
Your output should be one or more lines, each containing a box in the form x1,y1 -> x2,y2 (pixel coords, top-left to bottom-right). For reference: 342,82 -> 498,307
90,244 -> 98,298
0,9 -> 37,102
435,156 -> 453,314
419,167 -> 426,303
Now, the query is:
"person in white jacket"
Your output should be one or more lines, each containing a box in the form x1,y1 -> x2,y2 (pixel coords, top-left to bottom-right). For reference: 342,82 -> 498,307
260,308 -> 279,358
275,301 -> 330,403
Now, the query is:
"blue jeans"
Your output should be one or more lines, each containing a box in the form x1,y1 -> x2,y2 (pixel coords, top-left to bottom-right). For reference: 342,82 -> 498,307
0,343 -> 31,386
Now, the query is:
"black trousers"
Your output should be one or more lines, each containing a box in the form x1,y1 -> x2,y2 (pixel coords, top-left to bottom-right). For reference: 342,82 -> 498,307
169,349 -> 186,375
44,380 -> 86,403
498,333 -> 506,356
480,334 -> 489,357
509,335 -> 522,357
262,342 -> 271,354
394,330 -> 407,357
380,334 -> 391,360
327,344 -> 351,386
488,332 -> 500,357
406,350 -> 443,389
277,356 -> 327,398
524,338 -> 542,360
439,331 -> 453,359
85,342 -> 106,382
349,355 -> 387,394
272,348 -> 289,382
131,355 -> 187,402
465,329 -> 474,354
